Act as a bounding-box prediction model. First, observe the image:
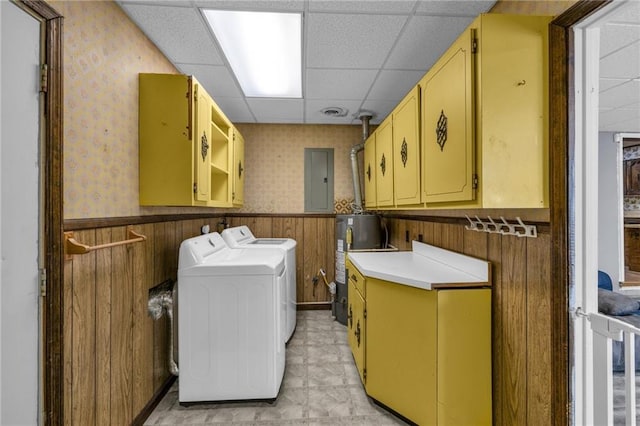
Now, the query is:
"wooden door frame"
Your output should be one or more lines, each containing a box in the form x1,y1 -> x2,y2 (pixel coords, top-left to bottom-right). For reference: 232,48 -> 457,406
549,1 -> 610,424
13,1 -> 64,424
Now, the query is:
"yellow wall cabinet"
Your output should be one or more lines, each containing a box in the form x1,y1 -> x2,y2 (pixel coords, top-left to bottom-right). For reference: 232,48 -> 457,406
392,86 -> 421,206
363,133 -> 377,209
374,116 -> 394,208
139,73 -> 237,207
232,128 -> 245,207
421,14 -> 551,208
364,87 -> 421,209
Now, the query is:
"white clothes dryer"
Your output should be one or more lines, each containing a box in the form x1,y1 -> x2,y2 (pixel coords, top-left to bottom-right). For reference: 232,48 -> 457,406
221,225 -> 297,342
177,232 -> 286,403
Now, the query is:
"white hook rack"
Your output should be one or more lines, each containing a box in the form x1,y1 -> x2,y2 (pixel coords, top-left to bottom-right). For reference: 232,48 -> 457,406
464,215 -> 537,238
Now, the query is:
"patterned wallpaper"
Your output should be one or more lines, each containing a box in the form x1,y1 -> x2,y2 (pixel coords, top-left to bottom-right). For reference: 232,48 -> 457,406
233,124 -> 363,214
53,0 -> 576,219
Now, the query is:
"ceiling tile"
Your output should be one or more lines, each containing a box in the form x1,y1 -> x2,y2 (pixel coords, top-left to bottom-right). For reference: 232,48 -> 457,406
305,99 -> 364,124
246,98 -> 304,123
600,107 -> 640,132
384,15 -> 472,70
306,69 -> 378,100
308,0 -> 417,14
600,80 -> 640,109
366,69 -> 424,101
600,77 -> 629,92
306,13 -> 408,69
176,63 -> 243,98
600,43 -> 640,79
214,97 -> 256,123
601,24 -> 640,57
120,4 -> 224,65
414,0 -> 495,16
607,0 -> 640,26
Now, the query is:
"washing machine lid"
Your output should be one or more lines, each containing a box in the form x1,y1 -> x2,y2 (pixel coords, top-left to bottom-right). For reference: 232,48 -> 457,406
179,232 -> 285,276
221,225 -> 256,247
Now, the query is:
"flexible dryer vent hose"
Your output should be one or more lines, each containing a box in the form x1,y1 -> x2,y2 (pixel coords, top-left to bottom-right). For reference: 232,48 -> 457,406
148,280 -> 179,376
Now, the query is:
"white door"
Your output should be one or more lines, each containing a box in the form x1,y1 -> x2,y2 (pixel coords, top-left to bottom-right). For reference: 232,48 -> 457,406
0,1 -> 42,424
572,1 -> 640,424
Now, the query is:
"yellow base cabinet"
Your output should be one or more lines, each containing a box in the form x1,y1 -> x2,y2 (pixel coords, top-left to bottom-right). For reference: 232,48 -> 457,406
421,14 -> 552,208
139,73 -> 234,207
366,279 -> 491,425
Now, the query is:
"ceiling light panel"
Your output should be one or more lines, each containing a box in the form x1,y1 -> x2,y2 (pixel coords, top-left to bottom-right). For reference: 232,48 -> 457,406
203,9 -> 302,98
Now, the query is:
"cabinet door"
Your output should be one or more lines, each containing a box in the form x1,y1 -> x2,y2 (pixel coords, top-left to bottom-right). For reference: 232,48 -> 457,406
347,280 -> 366,384
366,278 -> 437,425
421,28 -> 475,204
375,117 -> 394,207
232,128 -> 245,205
393,86 -> 421,205
193,82 -> 211,202
363,134 -> 376,208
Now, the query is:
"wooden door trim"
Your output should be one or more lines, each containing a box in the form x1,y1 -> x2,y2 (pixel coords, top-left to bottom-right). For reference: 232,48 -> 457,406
14,1 -> 65,424
549,1 -> 610,424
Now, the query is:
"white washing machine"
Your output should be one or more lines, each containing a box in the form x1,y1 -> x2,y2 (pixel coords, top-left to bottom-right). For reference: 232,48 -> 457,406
177,232 -> 286,403
221,225 -> 297,342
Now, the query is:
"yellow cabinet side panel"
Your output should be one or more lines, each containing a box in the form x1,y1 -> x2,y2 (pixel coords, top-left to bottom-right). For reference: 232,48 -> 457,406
347,280 -> 366,384
194,83 -> 211,202
393,86 -> 421,205
363,134 -> 376,208
139,74 -> 199,206
375,117 -> 394,207
232,128 -> 245,206
421,29 -> 475,204
365,278 -> 437,425
437,288 -> 492,426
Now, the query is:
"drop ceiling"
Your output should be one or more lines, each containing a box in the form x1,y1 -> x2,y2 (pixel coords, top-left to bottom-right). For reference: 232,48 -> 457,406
599,0 -> 640,133
117,0 -> 640,132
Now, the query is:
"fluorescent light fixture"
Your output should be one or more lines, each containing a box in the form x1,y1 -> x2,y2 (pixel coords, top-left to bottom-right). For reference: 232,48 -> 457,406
203,9 -> 302,98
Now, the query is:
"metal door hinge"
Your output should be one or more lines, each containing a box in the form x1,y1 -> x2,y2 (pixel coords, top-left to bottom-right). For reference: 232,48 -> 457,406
364,308 -> 367,319
363,368 -> 367,380
472,38 -> 478,54
232,192 -> 235,200
39,268 -> 47,297
40,64 -> 48,93
472,174 -> 479,189
193,182 -> 197,193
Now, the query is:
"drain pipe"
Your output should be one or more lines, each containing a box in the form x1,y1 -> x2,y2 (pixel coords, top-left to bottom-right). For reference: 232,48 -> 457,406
350,114 -> 372,214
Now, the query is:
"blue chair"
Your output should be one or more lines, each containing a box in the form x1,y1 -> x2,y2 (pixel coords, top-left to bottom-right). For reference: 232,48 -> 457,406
598,270 -> 613,291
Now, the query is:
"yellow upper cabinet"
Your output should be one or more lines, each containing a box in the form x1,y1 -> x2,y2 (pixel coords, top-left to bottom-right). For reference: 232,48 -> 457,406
421,28 -> 475,204
231,127 -> 245,207
392,86 -> 421,206
375,116 -> 394,208
139,73 -> 235,207
363,133 -> 377,209
422,14 -> 551,208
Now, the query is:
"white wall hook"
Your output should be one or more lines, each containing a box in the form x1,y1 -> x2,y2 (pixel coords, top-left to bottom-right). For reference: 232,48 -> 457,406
463,215 -> 537,238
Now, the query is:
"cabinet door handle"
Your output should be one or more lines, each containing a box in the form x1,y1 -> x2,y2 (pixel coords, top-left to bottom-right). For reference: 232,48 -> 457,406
400,138 -> 408,167
351,274 -> 357,282
380,153 -> 386,176
366,164 -> 371,182
238,161 -> 243,178
348,304 -> 353,328
200,132 -> 209,162
355,320 -> 361,347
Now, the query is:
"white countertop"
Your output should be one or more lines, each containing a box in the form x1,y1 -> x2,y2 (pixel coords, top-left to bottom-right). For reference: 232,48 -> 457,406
347,241 -> 490,291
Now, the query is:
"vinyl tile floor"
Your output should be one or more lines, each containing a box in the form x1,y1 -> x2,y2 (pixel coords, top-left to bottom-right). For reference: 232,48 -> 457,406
144,310 -> 409,425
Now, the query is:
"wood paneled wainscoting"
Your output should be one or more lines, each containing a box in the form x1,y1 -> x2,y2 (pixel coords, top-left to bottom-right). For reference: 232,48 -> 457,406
384,212 -> 553,426
62,213 -> 337,425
